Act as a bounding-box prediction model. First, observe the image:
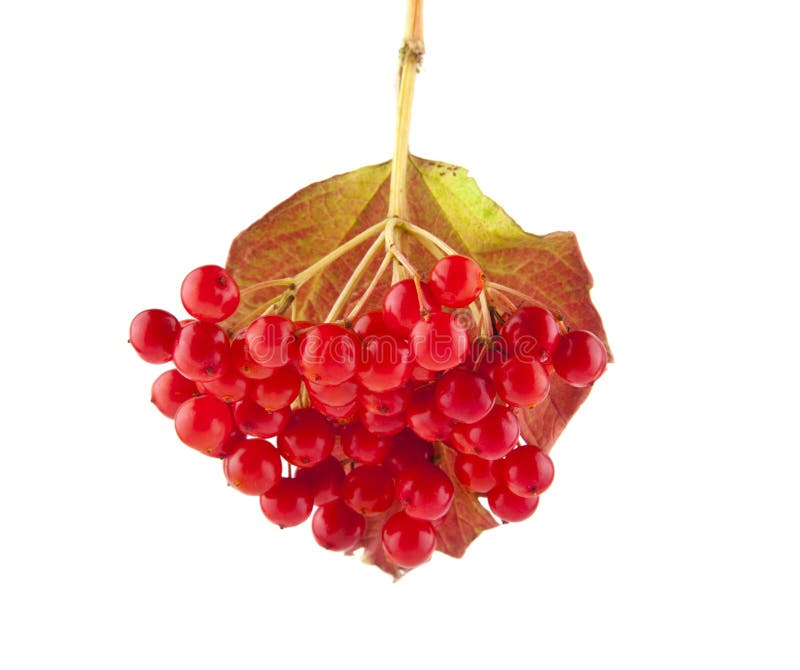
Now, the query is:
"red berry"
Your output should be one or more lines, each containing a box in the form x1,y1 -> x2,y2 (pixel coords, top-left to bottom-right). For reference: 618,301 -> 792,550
294,456 -> 345,506
151,369 -> 198,418
207,427 -> 246,459
172,320 -> 230,382
298,323 -> 359,386
356,333 -> 413,392
358,384 -> 410,416
174,394 -> 233,455
384,429 -> 434,476
230,331 -> 273,379
260,477 -> 314,528
223,438 -> 282,495
496,444 -> 554,497
449,405 -> 519,460
428,255 -> 484,308
311,397 -> 359,422
501,306 -> 561,362
382,279 -> 439,337
232,397 -> 290,438
553,330 -> 607,387
493,357 -> 551,408
341,423 -> 391,465
341,465 -> 395,515
247,364 -> 301,410
453,452 -> 497,493
488,485 -> 540,522
180,265 -> 240,323
306,379 -> 358,407
406,384 -> 454,442
129,309 -> 180,363
352,310 -> 392,338
410,364 -> 439,383
468,336 -> 508,378
381,512 -> 436,568
359,409 -> 406,437
245,315 -> 297,369
277,408 -> 334,467
312,500 -> 366,551
409,312 -> 469,371
395,462 -> 454,521
435,368 -> 494,423
197,368 -> 248,403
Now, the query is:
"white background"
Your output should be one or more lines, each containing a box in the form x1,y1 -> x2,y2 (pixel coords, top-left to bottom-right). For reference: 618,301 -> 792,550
1,1 -> 798,668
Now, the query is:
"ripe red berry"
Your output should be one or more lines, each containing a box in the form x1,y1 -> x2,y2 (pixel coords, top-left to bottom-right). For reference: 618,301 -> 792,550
352,310 -> 392,338
172,320 -> 230,382
223,438 -> 282,495
356,333 -> 413,392
453,452 -> 497,494
259,477 -> 314,528
406,384 -> 454,442
381,512 -> 436,568
230,331 -> 273,379
496,444 -> 555,497
207,427 -> 246,459
358,384 -> 410,416
232,397 -> 290,438
409,311 -> 469,371
501,306 -> 561,362
449,405 -> 519,460
312,398 -> 359,422
384,429 -> 434,476
306,379 -> 358,407
359,409 -> 407,437
151,369 -> 198,418
493,356 -> 551,408
487,484 -> 540,522
428,255 -> 484,308
129,309 -> 180,363
174,394 -> 233,455
245,315 -> 297,368
312,499 -> 366,552
298,323 -> 359,386
341,423 -> 391,465
294,456 -> 345,506
552,330 -> 607,387
435,368 -> 494,423
197,368 -> 248,403
180,265 -> 240,323
277,407 -> 334,467
395,462 -> 454,521
247,364 -> 301,410
341,465 -> 395,515
382,279 -> 439,337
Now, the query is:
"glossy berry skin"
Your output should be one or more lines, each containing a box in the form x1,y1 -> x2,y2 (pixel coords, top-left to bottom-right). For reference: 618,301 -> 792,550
358,385 -> 409,416
488,484 -> 540,522
230,332 -> 273,380
223,438 -> 282,495
151,369 -> 198,418
259,478 -> 314,528
382,279 -> 439,337
312,398 -> 359,422
384,429 -> 434,476
352,310 -> 391,338
197,368 -> 248,403
174,394 -> 233,455
493,357 -> 551,408
299,323 -> 359,386
232,398 -> 290,438
172,321 -> 230,382
395,462 -> 454,521
359,409 -> 407,437
410,312 -> 469,371
501,306 -> 561,362
496,444 -> 555,497
341,465 -> 395,515
207,428 -> 246,459
553,330 -> 608,387
129,309 -> 180,363
245,316 -> 297,369
341,423 -> 391,465
453,452 -> 497,494
277,408 -> 334,467
406,384 -> 454,442
435,368 -> 494,423
312,500 -> 366,552
294,456 -> 345,506
428,255 -> 484,308
248,364 -> 301,410
180,265 -> 240,323
356,334 -> 413,392
382,512 -> 436,568
449,405 -> 519,460
306,379 -> 358,407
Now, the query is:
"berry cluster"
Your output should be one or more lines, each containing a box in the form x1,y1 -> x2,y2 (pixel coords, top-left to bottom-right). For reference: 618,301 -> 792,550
130,255 -> 607,570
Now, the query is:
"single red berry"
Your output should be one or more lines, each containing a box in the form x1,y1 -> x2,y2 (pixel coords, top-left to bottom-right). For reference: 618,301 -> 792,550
410,364 -> 439,383
129,309 -> 180,363
381,512 -> 436,569
230,331 -> 273,379
352,310 -> 392,338
223,438 -> 282,495
207,427 -> 246,459
247,364 -> 301,410
260,477 -> 314,528
384,429 -> 434,476
306,379 -> 358,407
277,407 -> 334,467
151,369 -> 198,418
172,320 -> 230,382
493,356 -> 551,408
467,336 -> 508,378
449,405 -> 519,460
232,397 -> 290,438
311,398 -> 359,422
174,394 -> 233,455
406,384 -> 454,442
180,265 -> 240,323
341,423 -> 391,465
294,456 -> 345,506
501,306 -> 561,362
341,465 -> 395,516
358,384 -> 410,416
453,452 -> 497,494
496,444 -> 555,497
359,409 -> 407,437
245,315 -> 298,369
312,499 -> 366,551
409,311 -> 469,371
553,330 -> 608,387
197,368 -> 248,403
435,368 -> 495,423
356,333 -> 413,392
382,279 -> 439,337
395,462 -> 454,521
488,484 -> 540,522
428,255 -> 484,308
298,323 -> 359,386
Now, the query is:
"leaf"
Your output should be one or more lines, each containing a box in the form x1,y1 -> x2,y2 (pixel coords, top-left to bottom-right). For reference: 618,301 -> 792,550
226,155 -> 609,574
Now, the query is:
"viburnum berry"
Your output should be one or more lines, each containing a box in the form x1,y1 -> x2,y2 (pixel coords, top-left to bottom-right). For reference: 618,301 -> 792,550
129,309 -> 181,364
294,456 -> 345,506
382,279 -> 439,337
174,394 -> 233,455
359,408 -> 407,437
435,368 -> 494,423
312,499 -> 366,552
356,333 -> 413,392
453,452 -> 497,494
172,320 -> 230,382
487,484 -> 540,522
501,306 -> 561,362
222,438 -> 282,495
247,364 -> 301,410
384,429 -> 434,476
496,444 -> 555,497
553,329 -> 608,387
197,368 -> 248,403
298,323 -> 359,386
277,407 -> 334,467
352,309 -> 392,338
493,356 -> 551,408
340,465 -> 395,515
406,383 -> 454,442
207,427 -> 246,459
180,264 -> 240,323
230,331 -> 273,380
312,398 -> 359,422
381,512 -> 436,569
449,405 -> 519,460
151,369 -> 198,418
395,462 -> 454,521
259,477 -> 314,528
341,423 -> 391,465
409,311 -> 469,372
245,315 -> 297,369
306,379 -> 358,407
428,255 -> 484,308
232,397 -> 290,438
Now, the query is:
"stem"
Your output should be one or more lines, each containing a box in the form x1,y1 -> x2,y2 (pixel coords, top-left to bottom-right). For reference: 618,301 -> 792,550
238,278 -> 294,299
346,251 -> 392,322
326,231 -> 386,322
401,220 -> 458,255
